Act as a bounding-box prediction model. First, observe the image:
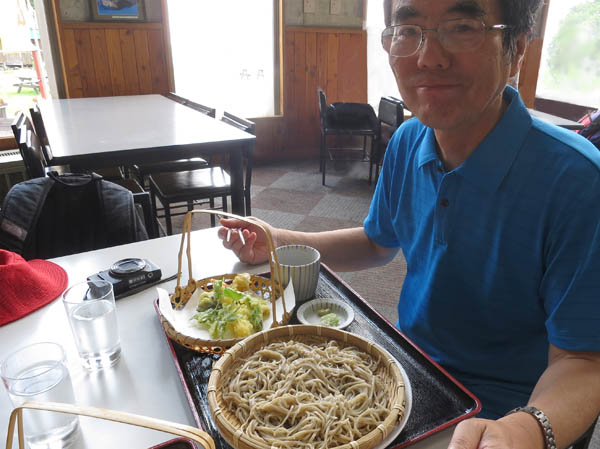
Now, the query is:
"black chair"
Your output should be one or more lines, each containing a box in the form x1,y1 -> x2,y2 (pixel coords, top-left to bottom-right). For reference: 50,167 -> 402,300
148,112 -> 256,235
221,111 -> 256,216
13,115 -> 46,179
29,105 -> 124,181
317,87 -> 379,186
165,92 -> 189,105
130,96 -> 217,189
370,96 -> 406,184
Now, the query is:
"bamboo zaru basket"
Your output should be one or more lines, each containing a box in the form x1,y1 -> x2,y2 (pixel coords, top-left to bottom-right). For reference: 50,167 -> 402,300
207,325 -> 406,449
6,401 -> 215,449
159,210 -> 292,354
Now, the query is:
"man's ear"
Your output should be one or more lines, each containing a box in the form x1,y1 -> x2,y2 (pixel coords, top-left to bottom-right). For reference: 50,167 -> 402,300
509,34 -> 529,78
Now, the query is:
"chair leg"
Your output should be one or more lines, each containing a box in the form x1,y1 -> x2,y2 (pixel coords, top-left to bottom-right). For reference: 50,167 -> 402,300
244,191 -> 251,216
319,134 -> 325,172
165,202 -> 173,235
209,198 -> 216,227
222,196 -> 228,213
321,135 -> 327,185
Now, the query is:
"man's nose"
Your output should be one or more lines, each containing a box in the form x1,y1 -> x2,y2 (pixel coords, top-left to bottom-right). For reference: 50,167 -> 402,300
417,31 -> 451,70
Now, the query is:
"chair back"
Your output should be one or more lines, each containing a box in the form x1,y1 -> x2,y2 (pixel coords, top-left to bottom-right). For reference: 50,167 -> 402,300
165,92 -> 188,105
12,113 -> 46,179
185,100 -> 216,118
10,112 -> 27,147
220,111 -> 256,216
29,105 -> 49,145
374,96 -> 406,169
317,87 -> 328,130
378,96 -> 405,128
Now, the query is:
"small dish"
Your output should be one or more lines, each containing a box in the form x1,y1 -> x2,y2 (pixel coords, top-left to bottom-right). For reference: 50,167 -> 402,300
296,298 -> 355,329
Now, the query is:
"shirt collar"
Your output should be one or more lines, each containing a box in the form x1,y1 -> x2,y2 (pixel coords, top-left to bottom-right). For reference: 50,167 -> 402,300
416,86 -> 532,192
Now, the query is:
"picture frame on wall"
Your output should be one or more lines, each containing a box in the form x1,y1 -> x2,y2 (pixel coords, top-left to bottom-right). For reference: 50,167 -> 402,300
89,0 -> 146,22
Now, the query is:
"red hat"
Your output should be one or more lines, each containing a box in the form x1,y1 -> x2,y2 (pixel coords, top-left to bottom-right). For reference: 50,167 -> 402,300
0,250 -> 68,326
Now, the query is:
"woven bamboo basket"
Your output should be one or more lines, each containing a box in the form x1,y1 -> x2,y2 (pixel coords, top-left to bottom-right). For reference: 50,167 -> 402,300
207,324 -> 406,449
158,210 -> 292,354
6,401 -> 215,449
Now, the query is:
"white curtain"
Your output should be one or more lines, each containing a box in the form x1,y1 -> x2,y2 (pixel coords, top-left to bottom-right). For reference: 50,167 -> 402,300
168,0 -> 275,117
366,0 -> 401,109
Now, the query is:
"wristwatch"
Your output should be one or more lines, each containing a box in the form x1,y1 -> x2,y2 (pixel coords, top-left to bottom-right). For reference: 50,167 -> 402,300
506,406 -> 557,449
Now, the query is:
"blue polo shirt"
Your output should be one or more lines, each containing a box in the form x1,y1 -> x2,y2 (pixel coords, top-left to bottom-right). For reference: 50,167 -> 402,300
364,86 -> 600,418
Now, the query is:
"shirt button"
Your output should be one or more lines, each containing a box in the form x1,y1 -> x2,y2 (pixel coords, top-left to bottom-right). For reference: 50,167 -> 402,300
440,199 -> 449,207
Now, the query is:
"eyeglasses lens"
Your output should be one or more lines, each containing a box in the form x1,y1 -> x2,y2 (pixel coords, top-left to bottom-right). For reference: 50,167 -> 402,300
382,19 -> 486,57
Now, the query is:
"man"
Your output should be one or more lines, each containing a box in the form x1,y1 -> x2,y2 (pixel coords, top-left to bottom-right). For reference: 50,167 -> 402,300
219,0 -> 600,447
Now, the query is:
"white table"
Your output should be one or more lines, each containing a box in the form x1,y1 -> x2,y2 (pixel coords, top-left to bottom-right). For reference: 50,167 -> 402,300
0,228 -> 455,449
39,95 -> 255,215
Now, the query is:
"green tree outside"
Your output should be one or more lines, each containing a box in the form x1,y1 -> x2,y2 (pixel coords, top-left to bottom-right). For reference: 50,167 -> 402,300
540,0 -> 600,106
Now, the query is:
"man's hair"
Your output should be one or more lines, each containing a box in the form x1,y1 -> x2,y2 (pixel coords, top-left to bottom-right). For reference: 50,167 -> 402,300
500,0 -> 543,57
383,0 -> 543,58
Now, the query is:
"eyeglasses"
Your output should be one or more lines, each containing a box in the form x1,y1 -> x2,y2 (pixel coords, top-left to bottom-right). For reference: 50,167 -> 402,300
381,18 -> 509,57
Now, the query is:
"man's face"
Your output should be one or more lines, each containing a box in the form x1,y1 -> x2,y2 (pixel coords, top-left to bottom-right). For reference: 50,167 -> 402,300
387,0 -> 521,132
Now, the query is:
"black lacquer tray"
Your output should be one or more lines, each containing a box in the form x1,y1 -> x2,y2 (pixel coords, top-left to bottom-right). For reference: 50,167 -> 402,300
156,264 -> 480,449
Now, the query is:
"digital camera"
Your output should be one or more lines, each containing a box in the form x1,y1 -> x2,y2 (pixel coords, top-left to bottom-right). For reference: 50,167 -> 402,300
88,258 -> 162,297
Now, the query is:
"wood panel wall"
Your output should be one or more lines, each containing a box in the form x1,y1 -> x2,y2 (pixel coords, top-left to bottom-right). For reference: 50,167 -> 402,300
50,0 -> 172,98
281,27 -> 367,156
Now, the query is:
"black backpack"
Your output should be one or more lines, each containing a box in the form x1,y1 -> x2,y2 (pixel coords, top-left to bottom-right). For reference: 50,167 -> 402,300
0,173 -> 148,260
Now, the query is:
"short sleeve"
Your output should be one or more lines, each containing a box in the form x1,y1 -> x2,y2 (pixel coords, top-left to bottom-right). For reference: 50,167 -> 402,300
541,172 -> 600,351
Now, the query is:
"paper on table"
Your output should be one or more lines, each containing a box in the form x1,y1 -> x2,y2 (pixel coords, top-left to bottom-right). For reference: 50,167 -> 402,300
158,281 -> 296,341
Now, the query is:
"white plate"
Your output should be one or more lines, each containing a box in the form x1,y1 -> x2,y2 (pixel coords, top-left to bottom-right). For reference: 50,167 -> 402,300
296,298 -> 355,329
375,358 -> 413,449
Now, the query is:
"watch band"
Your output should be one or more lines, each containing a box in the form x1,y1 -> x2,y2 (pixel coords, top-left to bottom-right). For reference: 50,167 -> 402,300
506,406 -> 557,449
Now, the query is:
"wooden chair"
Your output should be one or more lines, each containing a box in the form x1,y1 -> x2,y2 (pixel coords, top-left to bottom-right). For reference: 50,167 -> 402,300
317,87 -> 379,186
130,95 -> 216,189
148,112 -> 255,235
370,96 -> 406,184
29,105 -> 124,181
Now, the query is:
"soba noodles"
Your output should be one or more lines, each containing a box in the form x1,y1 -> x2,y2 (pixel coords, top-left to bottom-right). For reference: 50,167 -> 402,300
220,336 -> 396,449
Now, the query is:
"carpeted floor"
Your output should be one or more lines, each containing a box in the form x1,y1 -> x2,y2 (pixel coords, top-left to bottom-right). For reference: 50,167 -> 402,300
159,158 -> 407,323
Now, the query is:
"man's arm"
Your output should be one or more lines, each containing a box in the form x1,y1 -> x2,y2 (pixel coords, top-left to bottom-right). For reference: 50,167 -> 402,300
218,218 -> 398,271
449,344 -> 600,449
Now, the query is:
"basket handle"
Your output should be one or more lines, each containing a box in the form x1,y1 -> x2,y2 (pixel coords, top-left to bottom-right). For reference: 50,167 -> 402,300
171,210 -> 288,325
6,401 -> 215,449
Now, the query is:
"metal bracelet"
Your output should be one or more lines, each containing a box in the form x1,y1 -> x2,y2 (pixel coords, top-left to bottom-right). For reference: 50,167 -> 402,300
506,405 -> 557,449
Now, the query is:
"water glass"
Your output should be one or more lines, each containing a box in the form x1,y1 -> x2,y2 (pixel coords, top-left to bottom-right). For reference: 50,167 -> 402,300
62,280 -> 121,370
1,342 -> 79,448
275,245 -> 321,303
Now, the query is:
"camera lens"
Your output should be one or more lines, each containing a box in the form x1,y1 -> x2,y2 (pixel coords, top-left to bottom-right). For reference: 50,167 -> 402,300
109,258 -> 147,277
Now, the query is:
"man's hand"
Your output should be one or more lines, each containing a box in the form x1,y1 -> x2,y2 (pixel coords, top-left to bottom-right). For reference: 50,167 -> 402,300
448,414 -> 544,449
218,217 -> 275,265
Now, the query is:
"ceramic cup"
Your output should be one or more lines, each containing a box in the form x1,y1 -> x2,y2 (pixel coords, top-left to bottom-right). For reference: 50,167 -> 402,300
275,245 -> 321,303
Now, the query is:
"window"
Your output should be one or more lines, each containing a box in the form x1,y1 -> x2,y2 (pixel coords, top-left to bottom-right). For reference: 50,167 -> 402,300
536,0 -> 600,108
167,0 -> 280,118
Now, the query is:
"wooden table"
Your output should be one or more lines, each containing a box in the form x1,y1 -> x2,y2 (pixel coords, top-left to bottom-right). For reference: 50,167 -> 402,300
39,95 -> 255,215
528,108 -> 584,130
0,228 -> 455,449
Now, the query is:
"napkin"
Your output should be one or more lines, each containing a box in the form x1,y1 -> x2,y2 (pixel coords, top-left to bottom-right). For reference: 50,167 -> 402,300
158,281 -> 296,340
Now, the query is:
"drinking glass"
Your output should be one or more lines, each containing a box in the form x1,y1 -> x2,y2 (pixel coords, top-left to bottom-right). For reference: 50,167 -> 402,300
1,342 -> 79,448
62,280 -> 121,370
